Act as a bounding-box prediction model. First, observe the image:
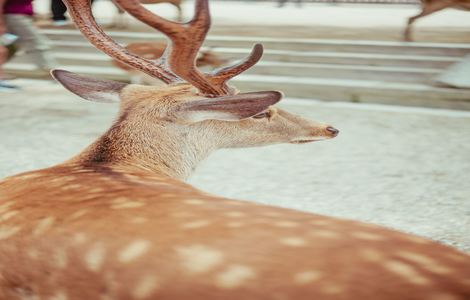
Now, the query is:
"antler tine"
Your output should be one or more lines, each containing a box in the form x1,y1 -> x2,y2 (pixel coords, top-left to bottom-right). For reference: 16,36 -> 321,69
113,0 -> 225,96
62,0 -> 178,84
207,43 -> 264,90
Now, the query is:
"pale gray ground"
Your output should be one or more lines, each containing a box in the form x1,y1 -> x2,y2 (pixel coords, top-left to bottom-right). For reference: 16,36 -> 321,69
0,79 -> 469,252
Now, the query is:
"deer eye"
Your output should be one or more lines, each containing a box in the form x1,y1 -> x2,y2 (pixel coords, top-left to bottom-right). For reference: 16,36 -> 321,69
253,111 -> 271,119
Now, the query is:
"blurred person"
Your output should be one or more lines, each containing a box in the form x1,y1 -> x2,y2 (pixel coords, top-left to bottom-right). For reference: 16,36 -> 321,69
0,0 -> 18,91
50,0 -> 67,25
4,0 -> 57,74
51,0 -> 95,26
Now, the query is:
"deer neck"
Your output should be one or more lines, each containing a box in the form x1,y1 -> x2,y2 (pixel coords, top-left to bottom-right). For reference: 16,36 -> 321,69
65,116 -> 216,181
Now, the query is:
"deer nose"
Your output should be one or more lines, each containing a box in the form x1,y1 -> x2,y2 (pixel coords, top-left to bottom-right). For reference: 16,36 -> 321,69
326,126 -> 339,136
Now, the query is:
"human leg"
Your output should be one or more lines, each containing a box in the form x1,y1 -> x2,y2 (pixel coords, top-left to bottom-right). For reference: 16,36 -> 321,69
51,0 -> 67,21
5,15 -> 57,71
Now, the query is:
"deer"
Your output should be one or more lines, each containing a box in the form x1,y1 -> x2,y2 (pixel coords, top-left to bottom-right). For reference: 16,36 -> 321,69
404,0 -> 470,41
112,41 -> 227,84
0,0 -> 470,299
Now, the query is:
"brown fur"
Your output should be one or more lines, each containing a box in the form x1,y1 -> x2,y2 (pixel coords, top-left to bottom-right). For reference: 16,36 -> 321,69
0,0 -> 469,299
404,0 -> 470,41
0,77 -> 469,300
1,165 -> 470,300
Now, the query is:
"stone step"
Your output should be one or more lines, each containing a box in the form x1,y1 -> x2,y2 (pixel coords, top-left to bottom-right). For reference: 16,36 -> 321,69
236,75 -> 470,110
8,53 -> 440,84
5,63 -> 470,110
217,48 -> 459,69
247,62 -> 439,84
41,29 -> 470,57
44,41 -> 461,69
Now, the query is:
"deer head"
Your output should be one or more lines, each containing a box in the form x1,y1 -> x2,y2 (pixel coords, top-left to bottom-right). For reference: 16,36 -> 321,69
54,0 -> 338,179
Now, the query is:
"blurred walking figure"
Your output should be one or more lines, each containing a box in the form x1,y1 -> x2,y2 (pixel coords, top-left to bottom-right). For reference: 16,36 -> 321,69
50,0 -> 67,25
0,0 -> 19,91
51,0 -> 95,26
4,0 -> 57,74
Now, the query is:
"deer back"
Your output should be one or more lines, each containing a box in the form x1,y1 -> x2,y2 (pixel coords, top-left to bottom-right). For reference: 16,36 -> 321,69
1,166 -> 470,300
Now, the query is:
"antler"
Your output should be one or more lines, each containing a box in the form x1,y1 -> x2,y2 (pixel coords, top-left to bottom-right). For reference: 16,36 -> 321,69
113,0 -> 263,96
207,43 -> 264,91
64,0 -> 263,97
63,0 -> 178,84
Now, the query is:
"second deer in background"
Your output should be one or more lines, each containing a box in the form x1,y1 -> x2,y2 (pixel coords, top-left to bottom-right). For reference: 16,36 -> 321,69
404,0 -> 470,41
113,42 -> 227,84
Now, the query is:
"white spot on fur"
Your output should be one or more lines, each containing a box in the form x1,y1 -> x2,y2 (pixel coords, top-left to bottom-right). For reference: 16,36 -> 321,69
48,290 -> 68,300
321,284 -> 344,294
33,217 -> 55,236
445,252 -> 468,262
359,248 -> 384,262
132,274 -> 159,299
0,201 -> 14,214
293,271 -> 323,284
0,226 -> 21,240
27,248 -> 39,260
19,173 -> 42,180
404,234 -> 431,244
215,265 -> 256,289
176,245 -> 224,274
88,187 -> 104,193
0,210 -> 19,221
53,248 -> 68,269
352,231 -> 385,241
111,199 -> 145,209
181,220 -> 211,229
274,221 -> 299,228
225,212 -> 245,218
310,230 -> 340,239
68,209 -> 88,220
310,219 -> 330,226
384,260 -> 430,285
397,252 -> 452,274
85,242 -> 106,272
62,183 -> 83,191
118,240 -> 151,263
16,287 -> 40,300
262,211 -> 282,217
226,221 -> 245,228
184,199 -> 205,205
73,233 -> 87,245
280,237 -> 307,247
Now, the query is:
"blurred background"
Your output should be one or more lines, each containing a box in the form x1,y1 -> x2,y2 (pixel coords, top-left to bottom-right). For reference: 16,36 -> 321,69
0,0 -> 469,251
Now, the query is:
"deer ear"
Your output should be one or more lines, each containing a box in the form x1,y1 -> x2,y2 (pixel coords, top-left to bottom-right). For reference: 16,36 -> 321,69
51,69 -> 127,103
175,91 -> 282,122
